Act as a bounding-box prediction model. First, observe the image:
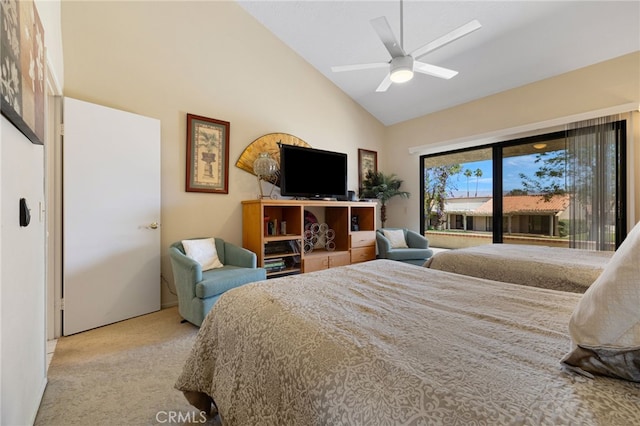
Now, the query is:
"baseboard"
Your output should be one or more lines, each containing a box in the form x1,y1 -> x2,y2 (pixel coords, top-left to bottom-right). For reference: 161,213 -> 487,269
31,377 -> 48,425
161,301 -> 178,309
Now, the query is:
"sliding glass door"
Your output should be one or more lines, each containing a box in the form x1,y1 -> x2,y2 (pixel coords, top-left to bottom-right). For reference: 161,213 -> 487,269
421,118 -> 626,251
502,135 -> 568,246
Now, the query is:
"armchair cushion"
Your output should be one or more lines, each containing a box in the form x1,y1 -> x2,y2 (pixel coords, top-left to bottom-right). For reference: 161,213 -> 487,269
182,237 -> 224,271
196,266 -> 267,299
385,248 -> 434,262
382,229 -> 408,248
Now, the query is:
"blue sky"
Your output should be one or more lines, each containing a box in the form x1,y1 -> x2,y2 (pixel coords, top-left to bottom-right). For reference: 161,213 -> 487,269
450,160 -> 492,197
449,154 -> 560,197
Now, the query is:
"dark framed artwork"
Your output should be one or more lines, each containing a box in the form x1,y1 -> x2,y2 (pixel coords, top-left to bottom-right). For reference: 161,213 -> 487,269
186,113 -> 230,193
0,0 -> 46,145
358,149 -> 378,190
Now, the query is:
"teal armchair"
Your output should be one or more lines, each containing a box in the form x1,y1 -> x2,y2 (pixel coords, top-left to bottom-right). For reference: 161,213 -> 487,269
376,228 -> 434,266
169,238 -> 266,326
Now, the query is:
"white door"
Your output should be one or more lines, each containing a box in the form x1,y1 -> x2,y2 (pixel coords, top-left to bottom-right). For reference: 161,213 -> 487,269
63,97 -> 161,335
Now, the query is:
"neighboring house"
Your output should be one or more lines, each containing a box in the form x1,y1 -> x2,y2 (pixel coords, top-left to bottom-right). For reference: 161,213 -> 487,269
444,195 -> 571,237
442,196 -> 492,232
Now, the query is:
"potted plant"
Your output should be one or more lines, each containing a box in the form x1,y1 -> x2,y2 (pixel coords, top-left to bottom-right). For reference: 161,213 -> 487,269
360,170 -> 410,227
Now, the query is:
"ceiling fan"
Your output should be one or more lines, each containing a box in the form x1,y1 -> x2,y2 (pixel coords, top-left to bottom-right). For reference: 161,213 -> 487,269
331,2 -> 481,92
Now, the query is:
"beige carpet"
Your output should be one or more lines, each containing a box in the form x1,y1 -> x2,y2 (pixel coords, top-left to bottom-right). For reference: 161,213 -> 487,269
35,307 -> 221,426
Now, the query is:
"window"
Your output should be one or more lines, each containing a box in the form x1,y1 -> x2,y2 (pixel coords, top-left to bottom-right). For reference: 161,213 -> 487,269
421,148 -> 492,234
502,135 -> 567,241
420,119 -> 626,251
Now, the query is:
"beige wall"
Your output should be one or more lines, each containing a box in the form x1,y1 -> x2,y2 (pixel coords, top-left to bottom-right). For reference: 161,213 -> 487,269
62,2 -> 639,307
61,1 -> 385,307
384,52 -> 640,232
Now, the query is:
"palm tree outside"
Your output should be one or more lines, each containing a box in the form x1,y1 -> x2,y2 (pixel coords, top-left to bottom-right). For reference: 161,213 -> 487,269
464,169 -> 472,197
474,168 -> 483,197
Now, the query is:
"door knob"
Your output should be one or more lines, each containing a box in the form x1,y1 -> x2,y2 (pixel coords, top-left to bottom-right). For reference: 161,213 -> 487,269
148,222 -> 160,229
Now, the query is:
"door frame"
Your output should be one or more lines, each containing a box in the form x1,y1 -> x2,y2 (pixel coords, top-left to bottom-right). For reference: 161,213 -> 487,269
45,64 -> 63,340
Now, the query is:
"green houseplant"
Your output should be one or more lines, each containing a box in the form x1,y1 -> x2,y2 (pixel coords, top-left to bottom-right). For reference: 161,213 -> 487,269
360,170 -> 410,227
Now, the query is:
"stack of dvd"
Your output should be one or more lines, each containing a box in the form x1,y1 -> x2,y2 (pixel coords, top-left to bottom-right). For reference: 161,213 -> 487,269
264,258 -> 286,273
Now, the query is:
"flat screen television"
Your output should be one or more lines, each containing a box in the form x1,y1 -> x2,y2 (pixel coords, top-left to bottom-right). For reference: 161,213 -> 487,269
279,144 -> 347,199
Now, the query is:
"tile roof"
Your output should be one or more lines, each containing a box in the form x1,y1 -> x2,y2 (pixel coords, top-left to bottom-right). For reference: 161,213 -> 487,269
471,194 -> 570,215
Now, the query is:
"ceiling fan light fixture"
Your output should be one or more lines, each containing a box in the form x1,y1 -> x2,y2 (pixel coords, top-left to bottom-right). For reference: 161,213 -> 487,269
390,68 -> 414,83
390,56 -> 414,83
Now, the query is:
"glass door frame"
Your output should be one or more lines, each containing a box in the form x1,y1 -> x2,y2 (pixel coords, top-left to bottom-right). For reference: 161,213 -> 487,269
420,121 -> 627,249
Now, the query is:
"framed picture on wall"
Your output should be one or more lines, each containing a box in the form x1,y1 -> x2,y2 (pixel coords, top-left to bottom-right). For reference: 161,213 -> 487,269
358,149 -> 378,190
186,113 -> 230,193
0,0 -> 46,145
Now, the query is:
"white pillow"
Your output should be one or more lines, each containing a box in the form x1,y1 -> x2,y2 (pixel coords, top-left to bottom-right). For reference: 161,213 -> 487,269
182,238 -> 224,271
562,221 -> 640,381
383,229 -> 408,248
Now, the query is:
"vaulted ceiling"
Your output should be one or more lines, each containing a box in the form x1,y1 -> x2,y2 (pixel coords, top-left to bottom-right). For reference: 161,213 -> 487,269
238,1 -> 640,126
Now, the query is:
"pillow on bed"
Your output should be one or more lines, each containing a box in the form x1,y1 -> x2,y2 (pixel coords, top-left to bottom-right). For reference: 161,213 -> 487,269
182,238 -> 224,271
562,221 -> 640,382
383,229 -> 408,248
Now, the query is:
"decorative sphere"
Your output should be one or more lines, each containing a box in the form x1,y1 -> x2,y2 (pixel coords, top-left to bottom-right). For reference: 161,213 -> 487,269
253,152 -> 278,178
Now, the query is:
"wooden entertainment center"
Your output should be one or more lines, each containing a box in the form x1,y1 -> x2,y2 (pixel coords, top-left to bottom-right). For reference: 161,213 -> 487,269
242,199 -> 377,278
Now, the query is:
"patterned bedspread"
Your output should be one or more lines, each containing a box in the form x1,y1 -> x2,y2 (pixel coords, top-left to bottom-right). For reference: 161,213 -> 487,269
425,244 -> 613,292
175,259 -> 639,425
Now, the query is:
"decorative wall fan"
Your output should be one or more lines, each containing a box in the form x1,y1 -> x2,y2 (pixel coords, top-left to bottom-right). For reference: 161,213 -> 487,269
236,133 -> 311,199
331,1 -> 481,92
235,133 -> 311,177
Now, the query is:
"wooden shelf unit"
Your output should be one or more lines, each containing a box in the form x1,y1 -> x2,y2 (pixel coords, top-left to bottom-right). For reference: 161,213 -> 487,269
242,199 -> 376,277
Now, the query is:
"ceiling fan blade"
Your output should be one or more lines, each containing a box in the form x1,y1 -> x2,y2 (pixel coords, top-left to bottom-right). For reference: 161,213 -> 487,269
414,61 -> 458,79
331,62 -> 388,73
413,61 -> 458,80
370,16 -> 406,58
410,19 -> 481,60
375,74 -> 392,92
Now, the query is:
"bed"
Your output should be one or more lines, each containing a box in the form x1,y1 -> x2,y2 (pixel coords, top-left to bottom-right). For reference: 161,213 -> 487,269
425,244 -> 613,293
175,259 -> 640,425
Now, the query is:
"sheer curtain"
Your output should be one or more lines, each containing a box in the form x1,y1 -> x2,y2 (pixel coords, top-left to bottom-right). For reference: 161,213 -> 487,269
566,115 -> 625,250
